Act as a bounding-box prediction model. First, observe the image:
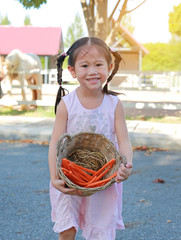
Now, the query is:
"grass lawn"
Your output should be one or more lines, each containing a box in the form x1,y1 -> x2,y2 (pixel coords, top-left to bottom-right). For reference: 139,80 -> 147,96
0,106 -> 55,118
0,106 -> 181,124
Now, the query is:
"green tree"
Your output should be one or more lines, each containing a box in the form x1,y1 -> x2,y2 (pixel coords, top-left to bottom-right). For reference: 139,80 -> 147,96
142,42 -> 181,71
19,0 -> 46,9
64,13 -> 85,49
169,3 -> 181,37
24,14 -> 32,25
0,15 -> 11,25
62,13 -> 85,69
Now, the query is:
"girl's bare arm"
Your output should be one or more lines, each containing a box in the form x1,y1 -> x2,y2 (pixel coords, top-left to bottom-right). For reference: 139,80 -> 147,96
115,100 -> 133,182
48,100 -> 82,195
48,100 -> 67,182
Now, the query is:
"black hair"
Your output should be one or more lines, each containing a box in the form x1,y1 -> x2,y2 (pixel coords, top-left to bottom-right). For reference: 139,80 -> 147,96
54,37 -> 123,114
54,54 -> 68,113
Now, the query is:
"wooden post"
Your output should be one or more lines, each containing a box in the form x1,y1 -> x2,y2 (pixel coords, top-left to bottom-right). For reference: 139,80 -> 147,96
138,50 -> 142,89
44,56 -> 48,84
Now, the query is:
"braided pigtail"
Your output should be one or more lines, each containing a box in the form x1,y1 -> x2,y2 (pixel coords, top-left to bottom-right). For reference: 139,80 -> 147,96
54,53 -> 69,114
103,50 -> 124,95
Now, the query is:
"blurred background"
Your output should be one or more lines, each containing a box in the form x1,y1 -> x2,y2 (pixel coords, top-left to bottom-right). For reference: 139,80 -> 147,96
0,0 -> 181,120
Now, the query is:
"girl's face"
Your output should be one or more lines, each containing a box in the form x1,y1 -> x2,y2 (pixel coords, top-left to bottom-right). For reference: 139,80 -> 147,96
68,45 -> 112,92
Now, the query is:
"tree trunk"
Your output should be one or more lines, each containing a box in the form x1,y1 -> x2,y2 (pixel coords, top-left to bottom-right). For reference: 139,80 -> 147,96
94,0 -> 108,40
80,0 -> 146,45
105,0 -> 128,45
80,0 -> 95,36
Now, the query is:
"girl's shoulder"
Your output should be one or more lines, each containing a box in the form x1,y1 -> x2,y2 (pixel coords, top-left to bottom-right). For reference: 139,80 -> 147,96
104,93 -> 119,107
62,89 -> 79,112
62,89 -> 76,103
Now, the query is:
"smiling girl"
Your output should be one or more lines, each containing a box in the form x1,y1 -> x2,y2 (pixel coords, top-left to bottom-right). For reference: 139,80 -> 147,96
48,37 -> 133,240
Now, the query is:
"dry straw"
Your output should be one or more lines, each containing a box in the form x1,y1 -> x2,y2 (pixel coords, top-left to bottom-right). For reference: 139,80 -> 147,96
56,132 -> 127,196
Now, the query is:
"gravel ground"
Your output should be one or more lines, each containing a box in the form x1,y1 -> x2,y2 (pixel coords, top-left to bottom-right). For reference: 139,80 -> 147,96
0,143 -> 181,240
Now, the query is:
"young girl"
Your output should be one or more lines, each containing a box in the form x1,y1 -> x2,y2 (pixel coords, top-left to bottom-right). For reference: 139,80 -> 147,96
48,37 -> 133,240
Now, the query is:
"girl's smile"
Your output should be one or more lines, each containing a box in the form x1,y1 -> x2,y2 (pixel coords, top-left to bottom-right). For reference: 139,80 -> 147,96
86,76 -> 100,84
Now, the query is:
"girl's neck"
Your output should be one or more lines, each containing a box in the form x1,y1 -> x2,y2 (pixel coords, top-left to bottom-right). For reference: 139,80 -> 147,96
76,87 -> 104,109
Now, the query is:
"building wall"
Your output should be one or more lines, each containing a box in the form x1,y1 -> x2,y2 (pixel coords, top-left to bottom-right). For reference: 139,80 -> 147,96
119,52 -> 139,71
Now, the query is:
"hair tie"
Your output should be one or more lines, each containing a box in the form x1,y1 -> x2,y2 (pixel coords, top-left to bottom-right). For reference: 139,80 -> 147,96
60,52 -> 67,57
110,48 -> 117,53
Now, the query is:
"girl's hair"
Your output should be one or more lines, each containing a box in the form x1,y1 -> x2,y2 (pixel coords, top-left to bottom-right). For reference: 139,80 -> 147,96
55,37 -> 123,114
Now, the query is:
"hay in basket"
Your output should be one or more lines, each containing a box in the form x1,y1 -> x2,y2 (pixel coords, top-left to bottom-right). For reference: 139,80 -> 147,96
56,132 -> 127,196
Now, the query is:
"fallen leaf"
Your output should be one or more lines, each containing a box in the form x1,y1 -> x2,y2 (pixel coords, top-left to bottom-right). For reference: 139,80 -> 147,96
15,231 -> 23,234
153,178 -> 165,183
133,146 -> 168,152
0,139 -> 49,145
139,199 -> 147,202
144,152 -> 152,156
167,220 -> 172,223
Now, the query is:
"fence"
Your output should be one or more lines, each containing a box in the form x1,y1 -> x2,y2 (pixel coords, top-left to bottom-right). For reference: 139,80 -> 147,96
110,71 -> 181,92
1,69 -> 181,106
43,69 -> 181,92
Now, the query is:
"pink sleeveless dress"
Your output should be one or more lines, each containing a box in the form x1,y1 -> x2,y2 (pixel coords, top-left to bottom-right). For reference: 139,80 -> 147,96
50,89 -> 125,240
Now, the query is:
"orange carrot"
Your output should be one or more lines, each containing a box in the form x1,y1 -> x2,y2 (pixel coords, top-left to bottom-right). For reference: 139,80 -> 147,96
74,164 -> 96,175
63,158 -> 96,174
70,165 -> 90,182
62,168 -> 87,186
85,171 -> 117,188
62,158 -> 71,170
61,167 -> 70,175
85,175 -> 98,185
61,158 -> 117,189
92,159 -> 116,177
94,167 -> 111,181
68,162 -> 92,181
62,166 -> 91,187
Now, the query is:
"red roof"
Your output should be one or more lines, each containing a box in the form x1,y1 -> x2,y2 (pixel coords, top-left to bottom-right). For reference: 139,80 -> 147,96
0,26 -> 63,56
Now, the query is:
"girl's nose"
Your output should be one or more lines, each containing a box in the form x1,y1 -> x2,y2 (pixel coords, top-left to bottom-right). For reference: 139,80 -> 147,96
88,66 -> 98,75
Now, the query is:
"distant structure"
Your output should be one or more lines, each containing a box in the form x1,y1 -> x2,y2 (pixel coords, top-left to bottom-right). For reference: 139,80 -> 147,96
111,24 -> 149,72
0,26 -> 64,83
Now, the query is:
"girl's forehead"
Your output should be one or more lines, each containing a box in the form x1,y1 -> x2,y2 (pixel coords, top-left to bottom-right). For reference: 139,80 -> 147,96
77,45 -> 104,59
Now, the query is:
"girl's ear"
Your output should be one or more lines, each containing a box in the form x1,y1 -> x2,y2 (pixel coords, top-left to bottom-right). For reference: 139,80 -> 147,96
68,65 -> 76,78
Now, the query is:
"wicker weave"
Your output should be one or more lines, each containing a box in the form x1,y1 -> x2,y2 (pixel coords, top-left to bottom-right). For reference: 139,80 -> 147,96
56,132 -> 127,196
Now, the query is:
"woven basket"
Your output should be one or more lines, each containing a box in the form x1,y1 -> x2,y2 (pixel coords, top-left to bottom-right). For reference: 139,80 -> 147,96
56,132 -> 127,196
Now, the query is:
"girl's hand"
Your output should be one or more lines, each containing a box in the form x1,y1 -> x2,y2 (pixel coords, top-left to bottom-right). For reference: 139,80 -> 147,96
115,163 -> 133,183
52,178 -> 83,196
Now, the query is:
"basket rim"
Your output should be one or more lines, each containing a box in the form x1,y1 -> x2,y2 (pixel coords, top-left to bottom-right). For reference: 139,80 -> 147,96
56,131 -> 120,158
56,132 -> 127,196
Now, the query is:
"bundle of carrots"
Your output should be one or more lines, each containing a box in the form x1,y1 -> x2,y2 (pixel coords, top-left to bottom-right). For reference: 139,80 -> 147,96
61,158 -> 117,188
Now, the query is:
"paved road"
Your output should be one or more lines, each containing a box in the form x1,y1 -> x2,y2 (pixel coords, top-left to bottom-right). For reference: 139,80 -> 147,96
0,142 -> 181,240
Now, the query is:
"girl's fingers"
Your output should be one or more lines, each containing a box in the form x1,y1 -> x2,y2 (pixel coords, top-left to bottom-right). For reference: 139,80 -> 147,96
64,188 -> 81,195
118,164 -> 127,175
126,162 -> 133,168
116,163 -> 132,183
116,173 -> 128,183
59,181 -> 83,196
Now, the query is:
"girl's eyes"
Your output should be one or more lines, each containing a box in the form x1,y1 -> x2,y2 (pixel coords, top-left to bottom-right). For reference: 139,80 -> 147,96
96,63 -> 103,67
81,63 -> 103,68
81,64 -> 88,68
